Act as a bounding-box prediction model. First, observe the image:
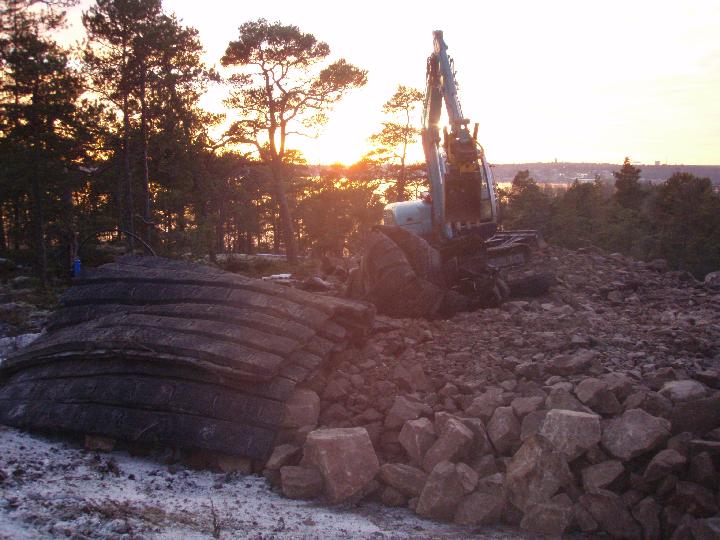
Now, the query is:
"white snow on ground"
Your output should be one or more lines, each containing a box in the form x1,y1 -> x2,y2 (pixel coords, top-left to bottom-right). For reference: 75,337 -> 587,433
0,427 -> 544,540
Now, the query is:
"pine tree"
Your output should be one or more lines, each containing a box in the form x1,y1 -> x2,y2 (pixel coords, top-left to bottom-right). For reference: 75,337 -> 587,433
366,85 -> 424,202
222,19 -> 367,262
613,157 -> 644,210
0,1 -> 89,285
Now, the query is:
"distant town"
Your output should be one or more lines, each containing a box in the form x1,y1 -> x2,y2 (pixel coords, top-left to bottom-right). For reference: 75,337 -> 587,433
492,162 -> 720,186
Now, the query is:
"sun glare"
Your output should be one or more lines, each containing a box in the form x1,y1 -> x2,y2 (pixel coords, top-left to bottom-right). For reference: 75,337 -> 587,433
60,0 -> 720,166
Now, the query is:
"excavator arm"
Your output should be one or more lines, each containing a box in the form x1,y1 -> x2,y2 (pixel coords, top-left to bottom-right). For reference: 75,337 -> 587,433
422,31 -> 498,240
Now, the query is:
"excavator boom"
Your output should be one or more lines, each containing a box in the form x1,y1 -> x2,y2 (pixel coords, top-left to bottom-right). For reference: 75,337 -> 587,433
422,30 -> 498,239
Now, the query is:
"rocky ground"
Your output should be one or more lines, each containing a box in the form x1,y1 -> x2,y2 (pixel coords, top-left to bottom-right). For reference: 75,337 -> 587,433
268,246 -> 720,538
1,246 -> 720,538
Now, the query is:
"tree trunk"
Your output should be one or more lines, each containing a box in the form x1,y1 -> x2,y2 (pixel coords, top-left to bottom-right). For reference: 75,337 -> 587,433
270,162 -> 298,263
12,198 -> 20,252
272,217 -> 280,254
140,67 -> 152,246
61,188 -> 75,275
0,203 -> 7,253
122,92 -> 135,251
30,174 -> 47,287
397,140 -> 408,202
215,219 -> 224,254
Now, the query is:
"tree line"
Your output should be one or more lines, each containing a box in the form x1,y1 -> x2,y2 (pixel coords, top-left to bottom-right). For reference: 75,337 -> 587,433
499,158 -> 720,278
0,0 -> 423,285
1,0 -> 717,287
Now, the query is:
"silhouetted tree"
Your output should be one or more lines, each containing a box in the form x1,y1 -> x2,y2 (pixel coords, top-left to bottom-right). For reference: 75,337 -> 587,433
499,170 -> 552,233
613,157 -> 645,210
0,0 -> 92,284
550,179 -> 606,248
222,19 -> 367,262
365,85 -> 423,202
83,0 -> 163,246
649,172 -> 720,276
296,162 -> 383,256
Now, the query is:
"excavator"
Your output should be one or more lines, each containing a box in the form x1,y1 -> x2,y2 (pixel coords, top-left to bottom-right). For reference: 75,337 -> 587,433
348,31 -> 544,318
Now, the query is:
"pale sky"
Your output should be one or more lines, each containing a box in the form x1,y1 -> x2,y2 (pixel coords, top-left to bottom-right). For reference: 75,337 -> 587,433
62,0 -> 720,165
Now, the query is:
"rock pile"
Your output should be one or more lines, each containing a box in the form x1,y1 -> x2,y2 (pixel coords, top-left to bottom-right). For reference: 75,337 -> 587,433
263,246 -> 720,539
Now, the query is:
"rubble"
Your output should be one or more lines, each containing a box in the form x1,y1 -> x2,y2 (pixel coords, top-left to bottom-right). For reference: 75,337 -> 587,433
3,245 -> 720,539
302,427 -> 379,503
415,461 -> 466,520
601,409 -> 671,460
538,409 -> 601,460
280,465 -> 324,499
265,246 -> 719,538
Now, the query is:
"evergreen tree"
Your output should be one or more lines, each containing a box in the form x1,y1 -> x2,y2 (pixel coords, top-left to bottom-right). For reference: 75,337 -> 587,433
0,0 -> 91,284
365,85 -> 424,202
82,0 -> 163,247
500,170 -> 552,232
613,157 -> 645,210
650,172 -> 720,276
222,19 -> 367,262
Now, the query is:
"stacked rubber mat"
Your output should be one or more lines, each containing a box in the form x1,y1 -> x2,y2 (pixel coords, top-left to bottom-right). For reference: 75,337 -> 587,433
0,256 -> 374,459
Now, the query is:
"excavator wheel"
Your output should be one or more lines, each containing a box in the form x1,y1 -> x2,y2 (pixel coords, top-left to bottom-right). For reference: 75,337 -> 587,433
349,227 -> 449,319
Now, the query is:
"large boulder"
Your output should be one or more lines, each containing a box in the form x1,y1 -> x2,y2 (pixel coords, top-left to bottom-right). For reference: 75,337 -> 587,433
690,517 -> 720,539
601,372 -> 635,402
579,489 -> 642,539
631,497 -> 661,540
464,389 -> 505,422
422,417 -> 473,472
545,388 -> 592,413
384,396 -> 431,429
415,461 -> 466,520
454,490 -> 506,525
510,396 -> 544,417
398,417 -> 436,465
520,410 -> 548,441
547,349 -> 596,376
303,427 -> 379,503
704,270 -> 720,289
539,409 -> 601,460
486,406 -> 520,455
669,481 -> 719,517
520,497 -> 573,536
265,444 -> 301,470
643,449 -> 686,482
575,378 -> 622,415
623,391 -> 672,418
280,466 -> 323,499
456,417 -> 493,457
581,460 -> 624,492
601,409 -> 671,461
504,435 -> 574,512
659,380 -> 708,402
378,463 -> 426,497
669,394 -> 720,434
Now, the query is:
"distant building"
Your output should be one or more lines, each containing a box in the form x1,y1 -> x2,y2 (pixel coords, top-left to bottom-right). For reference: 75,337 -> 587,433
655,160 -> 660,166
